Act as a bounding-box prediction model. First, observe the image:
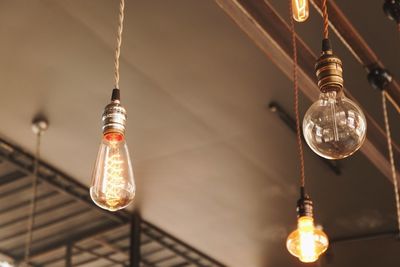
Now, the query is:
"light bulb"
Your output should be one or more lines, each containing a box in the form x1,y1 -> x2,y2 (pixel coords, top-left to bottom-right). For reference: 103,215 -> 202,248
303,41 -> 367,159
303,91 -> 367,160
90,132 -> 135,211
292,0 -> 309,22
286,216 -> 329,263
90,89 -> 135,211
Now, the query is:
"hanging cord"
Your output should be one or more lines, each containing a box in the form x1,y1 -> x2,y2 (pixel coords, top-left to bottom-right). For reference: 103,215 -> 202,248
23,131 -> 42,265
321,0 -> 329,39
385,90 -> 400,114
382,91 -> 400,237
290,0 -> 306,195
114,0 -> 125,89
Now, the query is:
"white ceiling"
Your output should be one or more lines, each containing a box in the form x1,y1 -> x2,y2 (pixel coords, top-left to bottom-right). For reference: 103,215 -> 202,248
0,0 -> 399,266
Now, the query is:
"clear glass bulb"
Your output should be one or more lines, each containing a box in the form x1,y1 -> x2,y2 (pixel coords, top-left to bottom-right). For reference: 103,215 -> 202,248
292,0 -> 309,22
90,132 -> 135,211
303,91 -> 367,160
286,216 -> 329,263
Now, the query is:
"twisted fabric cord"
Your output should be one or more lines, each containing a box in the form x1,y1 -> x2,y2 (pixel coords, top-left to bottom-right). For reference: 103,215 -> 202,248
114,0 -> 125,89
322,0 -> 329,39
382,91 -> 400,237
290,0 -> 306,190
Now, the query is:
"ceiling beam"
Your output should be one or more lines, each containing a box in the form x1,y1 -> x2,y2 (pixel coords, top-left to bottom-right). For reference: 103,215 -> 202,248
214,0 -> 400,181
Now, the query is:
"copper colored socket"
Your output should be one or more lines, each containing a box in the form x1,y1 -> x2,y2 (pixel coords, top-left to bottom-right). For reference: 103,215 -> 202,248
315,50 -> 344,93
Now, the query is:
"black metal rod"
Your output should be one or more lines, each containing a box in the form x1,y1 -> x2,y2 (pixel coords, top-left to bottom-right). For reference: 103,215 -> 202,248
130,213 -> 141,267
142,221 -> 227,267
268,101 -> 342,175
74,245 -> 128,266
19,222 -> 128,261
66,243 -> 72,267
149,254 -> 177,265
331,230 -> 398,245
0,208 -> 89,242
0,170 -> 26,187
0,191 -> 57,216
0,199 -> 75,229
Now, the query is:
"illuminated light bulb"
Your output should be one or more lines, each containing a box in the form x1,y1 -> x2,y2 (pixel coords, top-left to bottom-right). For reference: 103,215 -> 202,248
90,89 -> 135,211
303,40 -> 367,159
286,216 -> 329,263
292,0 -> 309,22
287,193 -> 328,263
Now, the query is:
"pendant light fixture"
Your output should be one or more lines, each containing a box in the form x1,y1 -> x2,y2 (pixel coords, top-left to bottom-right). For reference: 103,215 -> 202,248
286,2 -> 328,263
302,0 -> 367,160
292,0 -> 310,22
90,0 -> 136,212
22,116 -> 49,266
384,0 -> 400,31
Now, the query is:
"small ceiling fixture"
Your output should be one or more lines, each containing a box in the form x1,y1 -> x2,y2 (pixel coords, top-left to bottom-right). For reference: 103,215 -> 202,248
90,0 -> 136,212
292,0 -> 310,22
286,1 -> 328,263
302,0 -> 367,160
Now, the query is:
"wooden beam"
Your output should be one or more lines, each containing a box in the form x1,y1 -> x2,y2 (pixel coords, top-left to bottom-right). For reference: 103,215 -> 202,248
214,0 -> 399,180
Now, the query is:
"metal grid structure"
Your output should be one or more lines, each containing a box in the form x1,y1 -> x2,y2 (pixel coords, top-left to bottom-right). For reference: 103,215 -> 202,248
0,137 -> 227,267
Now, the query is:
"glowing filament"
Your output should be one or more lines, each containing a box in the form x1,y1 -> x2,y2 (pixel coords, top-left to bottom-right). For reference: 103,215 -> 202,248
292,0 -> 309,22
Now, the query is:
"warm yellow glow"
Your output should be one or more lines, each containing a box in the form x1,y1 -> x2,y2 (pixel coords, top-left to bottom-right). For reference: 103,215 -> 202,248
104,146 -> 125,208
90,133 -> 135,212
292,0 -> 309,22
286,216 -> 329,263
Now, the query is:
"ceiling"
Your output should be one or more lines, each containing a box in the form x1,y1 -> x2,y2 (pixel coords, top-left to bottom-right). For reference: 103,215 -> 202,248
0,0 -> 399,266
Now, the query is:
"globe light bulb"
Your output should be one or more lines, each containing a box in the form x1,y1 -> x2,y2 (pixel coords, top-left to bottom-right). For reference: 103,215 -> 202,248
303,40 -> 367,160
286,216 -> 329,263
292,0 -> 309,22
90,89 -> 136,212
303,90 -> 367,159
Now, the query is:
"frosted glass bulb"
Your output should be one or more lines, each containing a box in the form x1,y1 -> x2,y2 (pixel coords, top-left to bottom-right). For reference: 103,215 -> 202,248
286,216 -> 329,263
303,91 -> 367,160
292,0 -> 309,22
90,132 -> 135,211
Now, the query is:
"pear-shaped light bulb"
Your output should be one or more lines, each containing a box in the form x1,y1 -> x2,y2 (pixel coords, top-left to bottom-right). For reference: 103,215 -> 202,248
292,0 -> 309,22
90,132 -> 135,211
303,91 -> 367,159
286,216 -> 329,263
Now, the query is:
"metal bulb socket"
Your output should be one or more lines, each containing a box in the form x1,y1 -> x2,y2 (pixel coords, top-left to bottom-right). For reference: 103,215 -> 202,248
102,89 -> 127,136
297,195 -> 314,218
32,116 -> 49,135
315,51 -> 344,93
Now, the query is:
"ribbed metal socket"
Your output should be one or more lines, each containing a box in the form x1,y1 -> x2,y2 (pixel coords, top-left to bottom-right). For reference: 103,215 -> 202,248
297,196 -> 314,218
102,100 -> 127,135
315,50 -> 344,93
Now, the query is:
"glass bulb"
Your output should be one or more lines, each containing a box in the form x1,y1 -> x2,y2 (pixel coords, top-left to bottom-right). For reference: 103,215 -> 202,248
292,0 -> 309,22
286,216 -> 329,263
303,91 -> 367,160
90,132 -> 135,211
